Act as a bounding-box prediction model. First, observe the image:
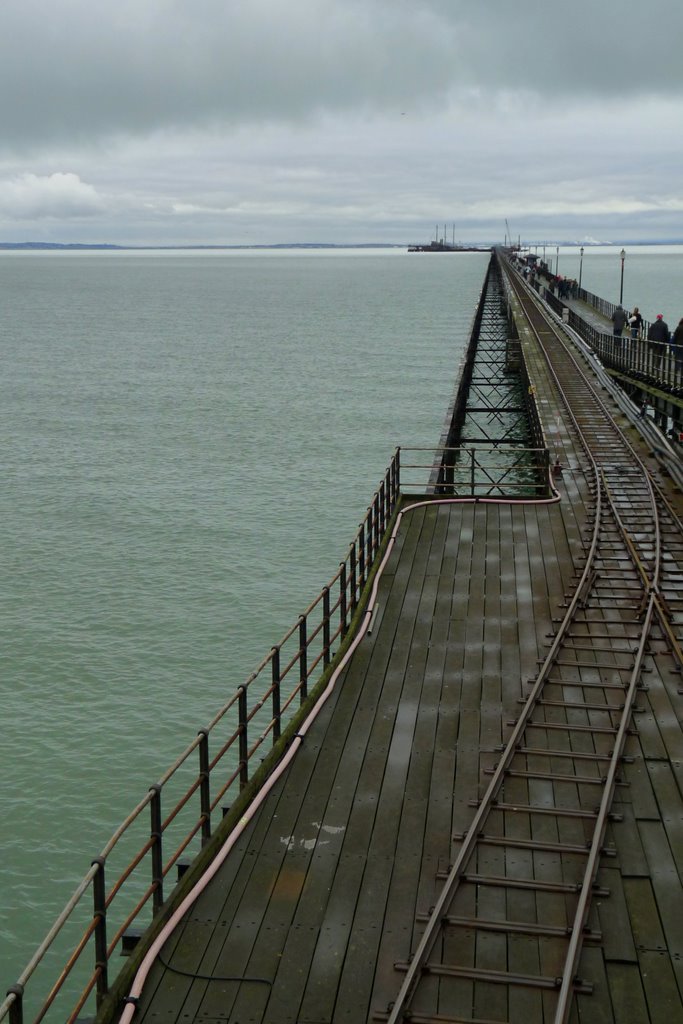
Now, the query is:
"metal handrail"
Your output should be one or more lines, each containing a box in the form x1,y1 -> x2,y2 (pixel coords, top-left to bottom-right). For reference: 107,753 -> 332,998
538,280 -> 683,396
2,451 -> 402,1024
401,445 -> 551,498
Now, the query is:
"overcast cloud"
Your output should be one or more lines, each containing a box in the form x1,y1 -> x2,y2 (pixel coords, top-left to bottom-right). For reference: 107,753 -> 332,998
1,0 -> 681,245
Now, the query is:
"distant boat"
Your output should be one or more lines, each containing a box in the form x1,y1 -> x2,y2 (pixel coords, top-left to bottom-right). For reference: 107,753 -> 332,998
407,240 -> 488,253
409,225 -> 489,252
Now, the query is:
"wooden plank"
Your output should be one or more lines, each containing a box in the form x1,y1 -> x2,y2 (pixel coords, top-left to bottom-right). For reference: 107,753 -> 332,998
646,760 -> 683,877
638,820 -> 683,960
595,866 -> 638,963
623,877 -> 668,955
369,507 -> 469,1017
624,754 -> 661,820
470,805 -> 508,1024
573,944 -> 614,1024
498,502 -> 525,719
331,567 -> 446,1022
605,962 -> 649,1023
135,777 -> 295,1022
638,949 -> 683,1023
610,802 -> 651,877
272,508 -> 438,1023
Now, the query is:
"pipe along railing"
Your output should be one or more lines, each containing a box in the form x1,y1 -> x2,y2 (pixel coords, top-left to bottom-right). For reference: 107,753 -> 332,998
2,452 -> 402,1024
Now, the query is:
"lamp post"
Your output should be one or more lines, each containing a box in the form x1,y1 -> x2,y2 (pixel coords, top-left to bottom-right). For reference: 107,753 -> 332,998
555,245 -> 559,275
578,246 -> 584,291
619,248 -> 626,304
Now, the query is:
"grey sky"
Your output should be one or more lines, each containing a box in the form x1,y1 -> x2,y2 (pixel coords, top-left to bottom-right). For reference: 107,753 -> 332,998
1,0 -> 681,245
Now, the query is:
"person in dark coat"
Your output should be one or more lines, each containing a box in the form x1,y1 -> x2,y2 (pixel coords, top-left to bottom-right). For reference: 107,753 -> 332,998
611,305 -> 628,338
672,317 -> 683,385
647,314 -> 670,375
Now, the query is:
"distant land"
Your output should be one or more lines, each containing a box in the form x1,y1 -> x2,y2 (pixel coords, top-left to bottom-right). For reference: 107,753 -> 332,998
0,240 -> 680,252
0,242 -> 409,251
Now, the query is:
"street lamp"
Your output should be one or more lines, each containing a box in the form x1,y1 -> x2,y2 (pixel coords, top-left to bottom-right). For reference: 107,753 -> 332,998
579,246 -> 584,291
619,248 -> 626,304
555,245 -> 559,275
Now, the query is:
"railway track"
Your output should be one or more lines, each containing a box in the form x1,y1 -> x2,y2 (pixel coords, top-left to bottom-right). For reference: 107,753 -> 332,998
373,264 -> 683,1024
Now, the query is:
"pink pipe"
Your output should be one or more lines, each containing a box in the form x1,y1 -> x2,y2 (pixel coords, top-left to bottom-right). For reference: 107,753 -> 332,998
119,484 -> 560,1021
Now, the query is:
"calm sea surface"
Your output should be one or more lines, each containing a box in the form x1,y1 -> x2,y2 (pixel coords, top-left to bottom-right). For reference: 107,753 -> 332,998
1,247 -> 488,995
2,243 -> 682,1001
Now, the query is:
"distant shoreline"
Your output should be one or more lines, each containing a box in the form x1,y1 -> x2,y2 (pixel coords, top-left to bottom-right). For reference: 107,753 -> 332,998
0,242 -> 409,251
0,240 -> 681,251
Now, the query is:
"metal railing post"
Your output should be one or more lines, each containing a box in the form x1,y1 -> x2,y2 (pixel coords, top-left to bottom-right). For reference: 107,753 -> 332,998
373,493 -> 380,556
238,686 -> 249,788
379,478 -> 386,534
198,729 -> 211,846
298,615 -> 308,703
339,562 -> 348,637
349,545 -> 357,613
366,506 -> 374,570
150,784 -> 164,914
271,646 -> 281,742
322,586 -> 331,667
358,524 -> 366,589
7,984 -> 24,1024
91,856 -> 109,1005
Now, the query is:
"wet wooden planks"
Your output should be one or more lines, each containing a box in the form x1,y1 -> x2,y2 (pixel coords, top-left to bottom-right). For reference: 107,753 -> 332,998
133,493 -> 582,1024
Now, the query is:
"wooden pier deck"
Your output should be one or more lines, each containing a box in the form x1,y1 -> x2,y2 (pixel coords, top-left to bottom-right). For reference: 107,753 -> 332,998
134,500 -> 580,1022
113,272 -> 683,1024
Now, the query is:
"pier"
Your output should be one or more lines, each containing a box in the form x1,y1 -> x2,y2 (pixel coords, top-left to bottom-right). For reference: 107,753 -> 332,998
4,251 -> 683,1024
520,254 -> 683,447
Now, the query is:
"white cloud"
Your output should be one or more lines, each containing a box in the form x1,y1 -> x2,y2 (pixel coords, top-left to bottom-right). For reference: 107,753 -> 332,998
0,173 -> 105,220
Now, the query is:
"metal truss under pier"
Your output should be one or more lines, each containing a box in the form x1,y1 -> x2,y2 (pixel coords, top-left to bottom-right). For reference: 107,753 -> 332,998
429,253 -> 548,498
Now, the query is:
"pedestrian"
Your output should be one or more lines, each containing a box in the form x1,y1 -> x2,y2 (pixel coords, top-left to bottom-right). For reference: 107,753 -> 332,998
672,317 -> 683,385
647,313 -> 670,376
628,307 -> 643,339
611,304 -> 628,340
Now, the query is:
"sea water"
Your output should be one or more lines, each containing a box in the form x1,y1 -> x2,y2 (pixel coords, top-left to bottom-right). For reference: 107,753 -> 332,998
2,243 -> 682,1003
0,247 -> 487,995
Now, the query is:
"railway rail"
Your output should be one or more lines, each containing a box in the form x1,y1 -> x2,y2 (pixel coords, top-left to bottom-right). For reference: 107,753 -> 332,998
374,262 -> 683,1023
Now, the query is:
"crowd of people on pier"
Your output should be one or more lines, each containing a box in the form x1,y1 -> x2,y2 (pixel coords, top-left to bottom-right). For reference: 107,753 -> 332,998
514,252 -> 683,388
610,305 -> 683,349
609,306 -> 683,381
519,260 -> 580,298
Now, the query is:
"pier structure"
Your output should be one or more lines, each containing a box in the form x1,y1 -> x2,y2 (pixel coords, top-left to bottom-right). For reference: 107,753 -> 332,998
521,255 -> 683,443
4,252 -> 683,1024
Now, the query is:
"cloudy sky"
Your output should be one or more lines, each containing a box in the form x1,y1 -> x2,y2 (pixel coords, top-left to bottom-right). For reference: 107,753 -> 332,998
1,0 -> 681,247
